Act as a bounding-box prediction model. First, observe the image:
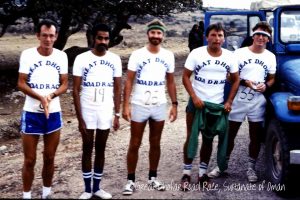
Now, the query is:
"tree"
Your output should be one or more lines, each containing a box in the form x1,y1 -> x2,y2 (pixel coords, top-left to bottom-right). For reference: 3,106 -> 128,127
0,0 -> 203,50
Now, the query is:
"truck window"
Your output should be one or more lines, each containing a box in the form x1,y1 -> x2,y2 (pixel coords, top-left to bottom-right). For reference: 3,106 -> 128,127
280,11 -> 300,43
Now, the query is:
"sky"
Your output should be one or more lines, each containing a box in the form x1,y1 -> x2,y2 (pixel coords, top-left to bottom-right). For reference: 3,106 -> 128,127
203,0 -> 258,10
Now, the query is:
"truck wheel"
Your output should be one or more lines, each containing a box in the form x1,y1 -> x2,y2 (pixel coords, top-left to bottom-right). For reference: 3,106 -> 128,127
265,119 -> 290,195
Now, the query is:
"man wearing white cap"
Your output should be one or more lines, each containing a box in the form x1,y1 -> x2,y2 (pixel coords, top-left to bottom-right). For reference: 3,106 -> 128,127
208,21 -> 276,183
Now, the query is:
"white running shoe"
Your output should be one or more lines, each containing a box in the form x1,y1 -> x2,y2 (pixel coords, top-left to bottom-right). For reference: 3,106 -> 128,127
79,192 -> 92,199
148,177 -> 166,191
247,168 -> 258,183
122,180 -> 135,195
93,189 -> 112,199
208,166 -> 221,178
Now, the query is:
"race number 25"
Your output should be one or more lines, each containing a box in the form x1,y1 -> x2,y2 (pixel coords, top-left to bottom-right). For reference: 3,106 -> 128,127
144,90 -> 159,105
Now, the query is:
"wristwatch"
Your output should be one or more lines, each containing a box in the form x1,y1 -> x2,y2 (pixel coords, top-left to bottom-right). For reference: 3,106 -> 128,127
172,101 -> 178,106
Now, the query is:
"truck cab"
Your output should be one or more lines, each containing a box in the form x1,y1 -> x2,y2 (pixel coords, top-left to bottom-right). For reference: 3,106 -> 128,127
203,5 -> 300,195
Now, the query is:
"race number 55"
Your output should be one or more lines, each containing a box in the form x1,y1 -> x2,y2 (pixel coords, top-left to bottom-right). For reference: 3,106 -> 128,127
239,87 -> 255,101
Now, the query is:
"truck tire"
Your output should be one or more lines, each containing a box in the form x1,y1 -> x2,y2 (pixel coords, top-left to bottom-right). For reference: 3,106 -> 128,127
265,118 -> 290,195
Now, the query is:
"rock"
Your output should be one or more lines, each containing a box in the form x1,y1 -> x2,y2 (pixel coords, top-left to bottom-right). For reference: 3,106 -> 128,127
0,145 -> 8,154
9,91 -> 25,99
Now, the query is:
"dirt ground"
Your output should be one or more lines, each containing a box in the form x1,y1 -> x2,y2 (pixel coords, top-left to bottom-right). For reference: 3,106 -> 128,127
0,11 -> 288,199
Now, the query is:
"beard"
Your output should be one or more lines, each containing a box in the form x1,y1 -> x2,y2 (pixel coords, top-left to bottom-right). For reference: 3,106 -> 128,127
149,37 -> 162,46
95,43 -> 108,52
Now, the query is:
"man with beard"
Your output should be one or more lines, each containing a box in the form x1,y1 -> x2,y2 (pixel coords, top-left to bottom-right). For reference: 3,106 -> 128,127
73,23 -> 122,199
122,19 -> 178,195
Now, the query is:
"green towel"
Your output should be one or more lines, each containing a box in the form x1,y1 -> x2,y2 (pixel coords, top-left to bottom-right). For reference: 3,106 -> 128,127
187,101 -> 229,172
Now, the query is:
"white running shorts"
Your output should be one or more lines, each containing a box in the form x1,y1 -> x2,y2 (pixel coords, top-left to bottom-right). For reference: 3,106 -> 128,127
229,86 -> 267,122
131,103 -> 167,123
81,106 -> 113,130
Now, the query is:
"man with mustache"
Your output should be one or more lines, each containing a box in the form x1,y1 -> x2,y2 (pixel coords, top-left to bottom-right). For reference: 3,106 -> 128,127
73,23 -> 122,199
180,23 -> 240,190
122,19 -> 177,195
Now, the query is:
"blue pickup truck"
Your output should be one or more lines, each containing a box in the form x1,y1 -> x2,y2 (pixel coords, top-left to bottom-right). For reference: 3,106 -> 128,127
203,5 -> 300,194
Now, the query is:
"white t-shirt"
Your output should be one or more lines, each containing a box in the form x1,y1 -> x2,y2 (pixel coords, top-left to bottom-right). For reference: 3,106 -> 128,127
185,46 -> 238,104
19,47 -> 68,113
73,50 -> 122,109
234,47 -> 276,83
128,47 -> 175,107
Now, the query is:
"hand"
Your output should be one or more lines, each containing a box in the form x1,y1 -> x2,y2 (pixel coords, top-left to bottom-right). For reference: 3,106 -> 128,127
113,116 -> 120,131
169,106 -> 177,122
255,83 -> 267,93
122,105 -> 131,122
78,119 -> 87,135
224,102 -> 232,113
40,96 -> 49,119
247,80 -> 259,91
191,95 -> 205,109
46,92 -> 55,102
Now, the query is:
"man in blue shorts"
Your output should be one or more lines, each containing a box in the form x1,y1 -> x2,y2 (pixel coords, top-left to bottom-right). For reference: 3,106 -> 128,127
18,19 -> 68,199
122,19 -> 178,195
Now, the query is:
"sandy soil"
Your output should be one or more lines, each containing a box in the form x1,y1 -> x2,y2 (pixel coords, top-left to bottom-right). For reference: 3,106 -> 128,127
0,11 -> 286,199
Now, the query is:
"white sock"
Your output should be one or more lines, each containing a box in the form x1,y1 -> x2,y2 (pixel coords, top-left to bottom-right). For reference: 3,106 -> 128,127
42,186 -> 51,198
199,162 -> 208,177
23,191 -> 31,199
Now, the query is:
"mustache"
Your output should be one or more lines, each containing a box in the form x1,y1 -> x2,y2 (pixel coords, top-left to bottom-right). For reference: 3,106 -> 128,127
95,43 -> 108,51
149,37 -> 162,45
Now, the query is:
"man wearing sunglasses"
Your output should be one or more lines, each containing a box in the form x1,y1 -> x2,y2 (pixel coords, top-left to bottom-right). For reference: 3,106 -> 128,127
73,23 -> 122,199
208,21 -> 276,183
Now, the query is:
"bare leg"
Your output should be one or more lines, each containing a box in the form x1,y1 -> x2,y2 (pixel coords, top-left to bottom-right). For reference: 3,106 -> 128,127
42,130 -> 60,187
81,129 -> 94,172
127,121 -> 147,174
183,112 -> 195,164
248,121 -> 263,159
148,119 -> 165,171
22,134 -> 39,192
227,120 -> 242,158
94,129 -> 110,171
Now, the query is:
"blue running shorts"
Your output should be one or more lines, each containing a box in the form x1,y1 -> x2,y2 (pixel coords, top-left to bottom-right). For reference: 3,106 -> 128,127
20,111 -> 63,135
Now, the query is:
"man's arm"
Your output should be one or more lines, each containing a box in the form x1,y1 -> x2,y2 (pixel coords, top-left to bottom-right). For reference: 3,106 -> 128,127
72,75 -> 86,133
122,70 -> 135,122
241,73 -> 275,93
182,68 -> 204,109
166,72 -> 177,122
51,74 -> 68,98
113,76 -> 122,130
17,72 -> 49,117
224,72 -> 240,111
265,73 -> 275,90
